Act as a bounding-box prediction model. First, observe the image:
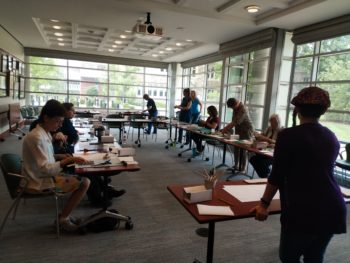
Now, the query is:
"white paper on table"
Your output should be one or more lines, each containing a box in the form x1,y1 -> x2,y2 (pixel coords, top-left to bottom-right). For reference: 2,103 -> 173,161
74,153 -> 121,167
223,184 -> 279,202
119,156 -> 138,165
197,204 -> 234,216
244,178 -> 268,184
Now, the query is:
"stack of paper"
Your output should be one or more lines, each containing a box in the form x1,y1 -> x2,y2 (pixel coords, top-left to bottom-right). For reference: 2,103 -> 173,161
197,204 -> 234,216
223,184 -> 279,202
244,178 -> 268,184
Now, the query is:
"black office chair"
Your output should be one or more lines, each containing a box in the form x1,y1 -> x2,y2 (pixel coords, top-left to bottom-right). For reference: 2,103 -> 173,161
336,143 -> 350,184
0,153 -> 64,238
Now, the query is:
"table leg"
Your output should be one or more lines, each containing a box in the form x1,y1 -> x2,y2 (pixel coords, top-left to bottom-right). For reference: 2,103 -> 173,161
194,222 -> 215,263
215,143 -> 229,169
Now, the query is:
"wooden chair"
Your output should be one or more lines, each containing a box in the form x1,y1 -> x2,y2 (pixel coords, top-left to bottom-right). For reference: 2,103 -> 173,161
0,153 -> 63,238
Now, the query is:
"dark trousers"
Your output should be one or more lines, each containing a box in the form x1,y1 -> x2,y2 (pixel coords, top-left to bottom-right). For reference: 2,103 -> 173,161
249,155 -> 273,178
279,228 -> 333,263
178,114 -> 191,144
192,133 -> 204,151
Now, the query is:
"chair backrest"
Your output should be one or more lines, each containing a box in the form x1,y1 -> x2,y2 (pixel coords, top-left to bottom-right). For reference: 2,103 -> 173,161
345,143 -> 350,162
0,154 -> 22,199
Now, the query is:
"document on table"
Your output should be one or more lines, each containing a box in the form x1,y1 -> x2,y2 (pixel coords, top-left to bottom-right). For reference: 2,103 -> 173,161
197,204 -> 234,216
74,153 -> 121,167
244,178 -> 268,184
119,156 -> 138,165
223,184 -> 280,202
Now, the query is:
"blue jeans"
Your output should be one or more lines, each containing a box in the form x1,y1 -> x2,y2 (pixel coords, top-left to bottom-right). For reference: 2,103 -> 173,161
191,112 -> 200,124
279,228 -> 333,263
147,111 -> 158,134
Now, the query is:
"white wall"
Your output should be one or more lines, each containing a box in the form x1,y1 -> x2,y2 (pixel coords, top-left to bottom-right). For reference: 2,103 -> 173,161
0,26 -> 25,134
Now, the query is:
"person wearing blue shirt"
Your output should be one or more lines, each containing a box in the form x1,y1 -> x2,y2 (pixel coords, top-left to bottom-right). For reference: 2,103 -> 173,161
190,90 -> 202,124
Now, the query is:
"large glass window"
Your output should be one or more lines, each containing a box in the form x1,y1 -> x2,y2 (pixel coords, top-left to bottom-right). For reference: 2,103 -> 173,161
290,34 -> 350,142
26,57 -> 169,115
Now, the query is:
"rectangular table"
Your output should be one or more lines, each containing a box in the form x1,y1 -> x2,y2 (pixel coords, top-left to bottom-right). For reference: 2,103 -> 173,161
167,181 -> 281,263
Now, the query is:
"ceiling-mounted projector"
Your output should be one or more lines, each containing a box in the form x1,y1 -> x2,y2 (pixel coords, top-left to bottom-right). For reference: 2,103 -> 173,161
133,12 -> 163,40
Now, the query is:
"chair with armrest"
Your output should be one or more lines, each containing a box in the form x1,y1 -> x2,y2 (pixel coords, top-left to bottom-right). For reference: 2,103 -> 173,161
0,153 -> 64,238
336,143 -> 350,184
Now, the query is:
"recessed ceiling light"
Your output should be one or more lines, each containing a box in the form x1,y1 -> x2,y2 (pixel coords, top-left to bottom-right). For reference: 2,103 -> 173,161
54,32 -> 63,36
152,54 -> 158,57
245,5 -> 260,13
58,43 -> 65,46
51,19 -> 59,23
176,43 -> 182,46
165,47 -> 172,51
112,45 -> 117,48
53,25 -> 61,30
159,51 -> 164,54
186,39 -> 192,42
115,40 -> 122,44
124,30 -> 132,33
57,38 -> 64,41
176,27 -> 184,30
108,49 -> 114,52
120,35 -> 127,39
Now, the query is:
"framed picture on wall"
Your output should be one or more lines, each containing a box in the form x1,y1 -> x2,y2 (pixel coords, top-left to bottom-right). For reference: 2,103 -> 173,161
6,71 -> 14,98
13,74 -> 20,99
1,54 -> 8,73
19,76 -> 25,99
0,73 -> 7,97
7,56 -> 13,71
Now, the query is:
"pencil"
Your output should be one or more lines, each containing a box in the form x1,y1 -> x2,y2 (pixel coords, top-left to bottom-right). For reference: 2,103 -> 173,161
218,197 -> 235,206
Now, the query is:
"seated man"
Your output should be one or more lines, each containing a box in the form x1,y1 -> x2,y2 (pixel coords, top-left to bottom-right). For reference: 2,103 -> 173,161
21,99 -> 90,232
59,103 -> 126,207
249,114 -> 283,178
192,106 -> 220,154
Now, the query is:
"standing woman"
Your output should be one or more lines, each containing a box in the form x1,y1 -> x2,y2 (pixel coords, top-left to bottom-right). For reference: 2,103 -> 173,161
190,90 -> 202,124
21,100 -> 90,232
174,88 -> 192,144
251,87 -> 347,262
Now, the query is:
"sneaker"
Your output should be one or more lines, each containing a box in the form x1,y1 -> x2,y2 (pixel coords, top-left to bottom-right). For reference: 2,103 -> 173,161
59,217 -> 79,232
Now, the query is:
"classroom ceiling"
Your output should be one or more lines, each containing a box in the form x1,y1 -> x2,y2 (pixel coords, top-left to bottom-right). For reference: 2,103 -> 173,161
1,0 -> 350,63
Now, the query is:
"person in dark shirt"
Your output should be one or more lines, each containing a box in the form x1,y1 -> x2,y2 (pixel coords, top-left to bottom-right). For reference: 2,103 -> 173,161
142,94 -> 158,134
174,88 -> 192,144
251,86 -> 347,263
191,105 -> 220,153
59,103 -> 79,154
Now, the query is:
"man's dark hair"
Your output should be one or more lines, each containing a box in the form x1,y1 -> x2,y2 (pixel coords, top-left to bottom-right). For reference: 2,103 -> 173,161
226,98 -> 238,108
38,99 -> 65,123
183,88 -> 190,96
62,102 -> 74,112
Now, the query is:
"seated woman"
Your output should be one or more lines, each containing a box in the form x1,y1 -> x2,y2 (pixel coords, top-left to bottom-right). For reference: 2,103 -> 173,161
192,105 -> 220,154
249,114 -> 283,178
21,100 -> 90,232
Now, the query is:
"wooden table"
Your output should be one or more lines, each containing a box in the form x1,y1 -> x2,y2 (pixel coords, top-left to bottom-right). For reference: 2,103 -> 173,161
167,181 -> 281,263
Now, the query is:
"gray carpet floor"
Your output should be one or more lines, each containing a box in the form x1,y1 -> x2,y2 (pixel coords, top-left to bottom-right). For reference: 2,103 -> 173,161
0,128 -> 349,263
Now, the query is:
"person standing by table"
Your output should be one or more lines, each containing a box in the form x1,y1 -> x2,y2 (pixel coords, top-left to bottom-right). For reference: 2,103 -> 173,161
222,98 -> 254,171
190,90 -> 202,124
174,88 -> 192,144
142,94 -> 158,135
249,114 -> 283,178
21,99 -> 90,232
251,86 -> 347,263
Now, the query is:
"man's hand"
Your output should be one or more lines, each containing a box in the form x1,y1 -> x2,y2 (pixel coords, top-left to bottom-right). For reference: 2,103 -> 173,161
250,205 -> 269,221
53,132 -> 67,142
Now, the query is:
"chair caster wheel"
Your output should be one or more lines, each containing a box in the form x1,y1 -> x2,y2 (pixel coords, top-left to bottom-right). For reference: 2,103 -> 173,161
18,137 -> 22,140
187,158 -> 191,162
135,141 -> 138,144
165,140 -> 168,144
165,145 -> 169,149
180,145 -> 184,148
138,144 -> 141,148
205,157 -> 209,161
125,220 -> 134,230
178,153 -> 182,157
